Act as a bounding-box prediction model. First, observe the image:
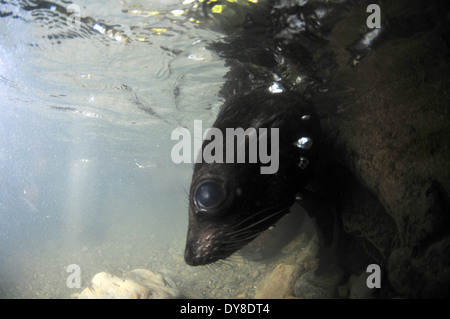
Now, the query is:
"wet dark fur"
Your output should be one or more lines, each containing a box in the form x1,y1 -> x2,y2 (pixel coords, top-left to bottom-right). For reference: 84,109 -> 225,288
184,0 -> 341,266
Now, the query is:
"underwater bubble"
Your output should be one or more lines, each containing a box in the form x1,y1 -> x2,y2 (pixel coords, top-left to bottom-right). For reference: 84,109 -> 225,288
296,137 -> 313,150
268,82 -> 284,94
298,156 -> 309,169
301,115 -> 311,121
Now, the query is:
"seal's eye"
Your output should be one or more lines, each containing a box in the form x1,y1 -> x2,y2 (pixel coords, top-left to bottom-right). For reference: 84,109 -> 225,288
195,181 -> 225,210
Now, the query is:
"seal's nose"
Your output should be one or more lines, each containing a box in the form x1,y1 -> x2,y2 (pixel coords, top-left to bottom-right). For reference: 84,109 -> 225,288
184,235 -> 219,266
184,244 -> 198,266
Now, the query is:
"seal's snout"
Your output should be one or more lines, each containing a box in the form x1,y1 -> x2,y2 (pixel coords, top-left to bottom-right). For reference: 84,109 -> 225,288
184,240 -> 214,266
184,248 -> 207,266
184,229 -> 222,266
184,244 -> 197,266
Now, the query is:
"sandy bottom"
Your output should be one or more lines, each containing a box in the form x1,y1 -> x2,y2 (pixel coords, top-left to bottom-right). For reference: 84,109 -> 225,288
0,207 -> 317,299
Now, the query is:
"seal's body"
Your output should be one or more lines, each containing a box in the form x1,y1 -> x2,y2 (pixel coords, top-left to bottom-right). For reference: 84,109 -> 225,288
184,0 -> 343,266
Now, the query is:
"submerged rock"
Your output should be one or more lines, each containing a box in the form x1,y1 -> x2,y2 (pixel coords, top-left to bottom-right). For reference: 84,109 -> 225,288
79,269 -> 182,299
313,1 -> 450,298
254,263 -> 301,299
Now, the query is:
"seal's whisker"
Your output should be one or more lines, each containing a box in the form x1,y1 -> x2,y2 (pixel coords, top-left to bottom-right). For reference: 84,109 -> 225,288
222,230 -> 257,243
221,236 -> 264,254
182,185 -> 189,198
217,258 -> 234,269
212,253 -> 243,267
222,230 -> 263,246
230,205 -> 280,230
226,208 -> 279,238
229,208 -> 286,235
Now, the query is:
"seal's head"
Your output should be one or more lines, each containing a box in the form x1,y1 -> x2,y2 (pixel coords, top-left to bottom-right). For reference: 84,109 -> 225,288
184,90 -> 319,266
185,162 -> 294,265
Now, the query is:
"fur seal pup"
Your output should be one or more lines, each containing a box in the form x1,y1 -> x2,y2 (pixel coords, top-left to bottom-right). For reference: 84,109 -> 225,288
184,0 -> 345,267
